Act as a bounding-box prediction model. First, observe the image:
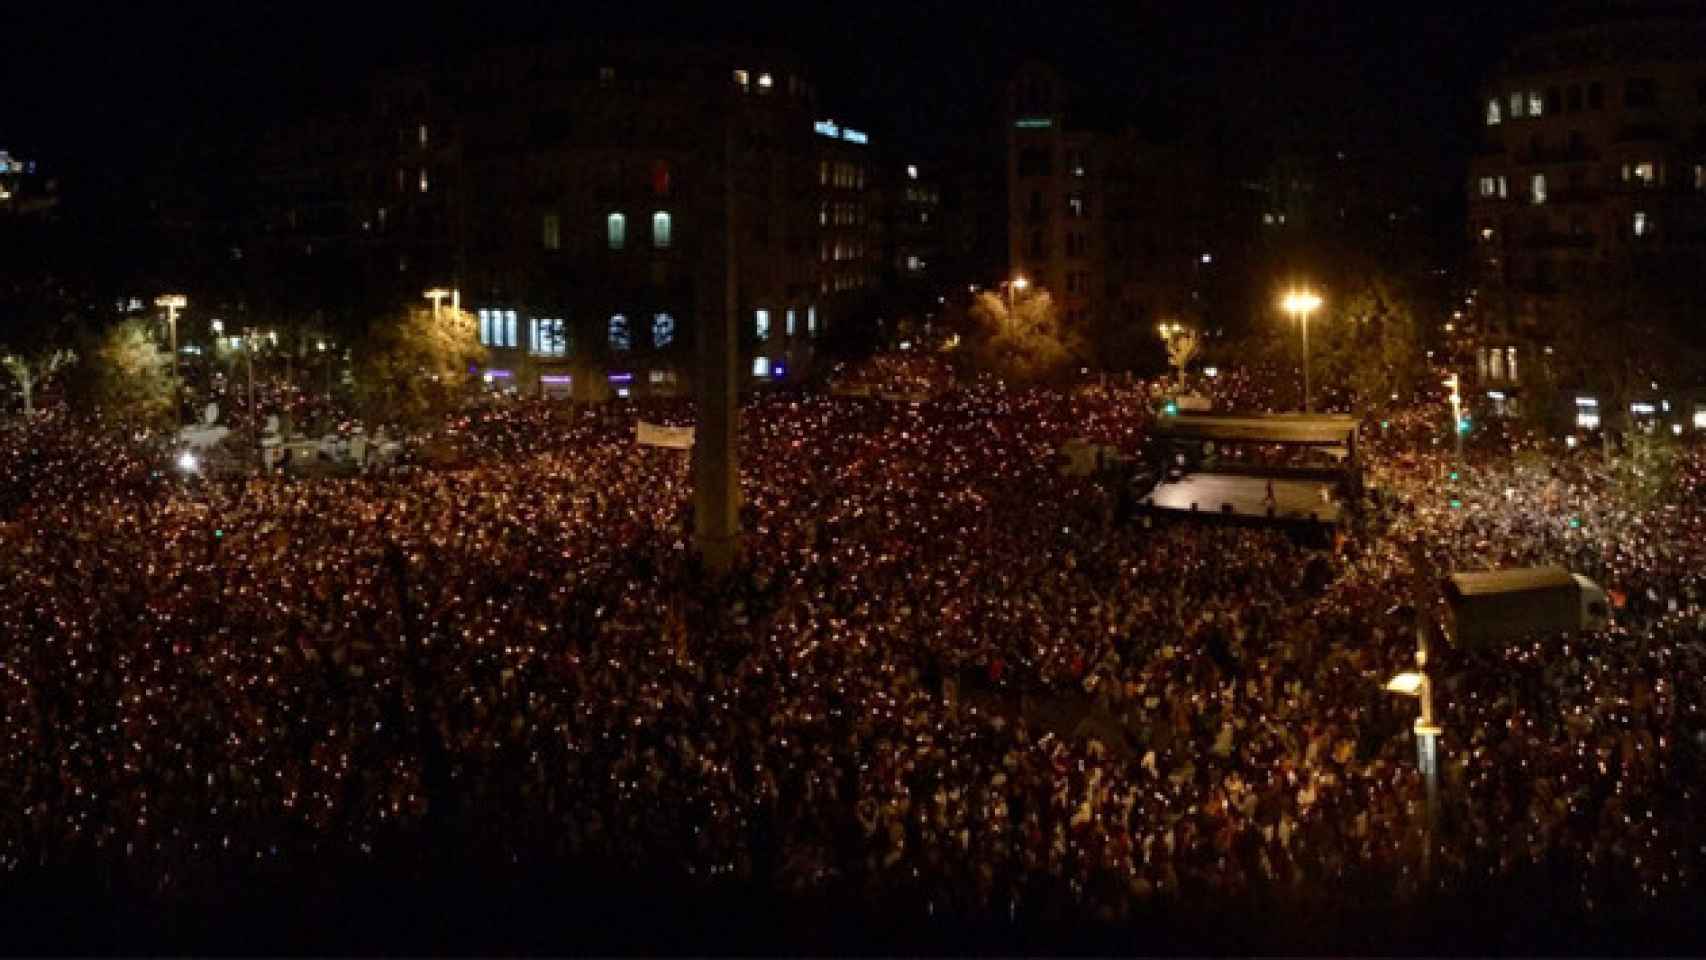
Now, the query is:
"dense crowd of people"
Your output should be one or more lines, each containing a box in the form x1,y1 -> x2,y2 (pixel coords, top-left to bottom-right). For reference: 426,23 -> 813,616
0,359 -> 1701,931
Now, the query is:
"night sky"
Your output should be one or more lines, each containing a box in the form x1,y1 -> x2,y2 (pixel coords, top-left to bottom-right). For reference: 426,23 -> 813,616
9,0 -> 1555,170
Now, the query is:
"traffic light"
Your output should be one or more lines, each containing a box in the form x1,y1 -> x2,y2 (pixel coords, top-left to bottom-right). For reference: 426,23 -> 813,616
1449,498 -> 1463,510
1457,416 -> 1472,435
1448,470 -> 1460,482
1163,401 -> 1178,416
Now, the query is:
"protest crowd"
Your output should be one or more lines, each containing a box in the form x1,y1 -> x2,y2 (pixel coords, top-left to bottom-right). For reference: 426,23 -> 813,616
0,359 -> 1701,932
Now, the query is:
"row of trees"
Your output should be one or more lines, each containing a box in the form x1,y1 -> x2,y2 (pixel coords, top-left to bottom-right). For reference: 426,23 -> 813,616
0,299 -> 488,431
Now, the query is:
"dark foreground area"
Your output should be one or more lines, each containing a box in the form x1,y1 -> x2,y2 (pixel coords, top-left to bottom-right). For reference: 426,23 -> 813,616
2,854 -> 1700,956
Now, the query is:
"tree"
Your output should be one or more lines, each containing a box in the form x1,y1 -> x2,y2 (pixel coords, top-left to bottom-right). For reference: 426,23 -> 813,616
0,270 -> 85,416
352,307 -> 487,425
1,348 -> 75,415
1164,329 -> 1201,378
64,316 -> 174,427
965,289 -> 1080,382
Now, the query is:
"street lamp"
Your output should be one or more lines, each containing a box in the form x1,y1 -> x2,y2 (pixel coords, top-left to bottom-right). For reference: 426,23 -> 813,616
155,294 -> 188,430
1000,276 -> 1030,336
1281,288 -> 1323,412
1443,373 -> 1464,467
423,287 -> 452,319
1385,606 -> 1442,886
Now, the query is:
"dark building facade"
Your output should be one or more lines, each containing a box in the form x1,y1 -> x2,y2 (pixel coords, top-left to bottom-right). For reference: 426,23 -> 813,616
237,43 -> 913,398
1003,62 -> 1262,365
1466,4 -> 1706,398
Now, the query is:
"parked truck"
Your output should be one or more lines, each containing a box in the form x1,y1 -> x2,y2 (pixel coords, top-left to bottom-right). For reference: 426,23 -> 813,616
1442,566 -> 1610,648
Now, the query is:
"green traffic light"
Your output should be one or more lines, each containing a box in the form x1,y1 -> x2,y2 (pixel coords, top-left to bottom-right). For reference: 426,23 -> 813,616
1449,498 -> 1462,509
1163,402 -> 1178,416
1569,518 -> 1581,529
215,529 -> 224,538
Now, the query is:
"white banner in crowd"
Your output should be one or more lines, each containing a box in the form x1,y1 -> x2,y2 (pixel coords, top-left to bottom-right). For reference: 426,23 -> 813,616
636,421 -> 695,450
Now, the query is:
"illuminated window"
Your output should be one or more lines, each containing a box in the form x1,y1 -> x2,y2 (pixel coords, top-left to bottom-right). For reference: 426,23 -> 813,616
733,69 -> 749,91
1506,347 -> 1518,384
651,211 -> 672,248
477,309 -> 517,348
418,123 -> 428,147
1067,192 -> 1086,217
1633,211 -> 1650,237
542,213 -> 561,251
1576,396 -> 1600,429
1497,176 -> 1507,198
1694,403 -> 1706,430
1486,98 -> 1502,125
607,212 -> 626,250
754,309 -> 771,340
1528,90 -> 1544,116
1478,176 -> 1500,197
652,313 -> 675,348
807,306 -> 819,336
785,308 -> 797,336
419,168 -> 429,193
1509,92 -> 1525,118
757,73 -> 773,92
819,160 -> 829,185
1530,173 -> 1547,205
752,357 -> 770,378
530,318 -> 567,357
609,314 -> 632,352
1696,164 -> 1706,190
819,202 -> 828,226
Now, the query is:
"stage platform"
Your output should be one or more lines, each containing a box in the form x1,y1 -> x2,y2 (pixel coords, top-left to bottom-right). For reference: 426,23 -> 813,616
1145,472 -> 1343,526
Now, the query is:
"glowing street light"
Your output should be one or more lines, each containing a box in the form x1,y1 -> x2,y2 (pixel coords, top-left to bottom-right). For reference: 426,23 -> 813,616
1384,605 -> 1442,882
1385,672 -> 1424,695
156,294 -> 188,430
1001,276 -> 1031,334
423,287 -> 452,318
1281,287 -> 1323,412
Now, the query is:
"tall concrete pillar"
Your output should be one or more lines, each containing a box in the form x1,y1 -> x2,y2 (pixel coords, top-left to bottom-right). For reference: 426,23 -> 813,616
693,121 -> 740,574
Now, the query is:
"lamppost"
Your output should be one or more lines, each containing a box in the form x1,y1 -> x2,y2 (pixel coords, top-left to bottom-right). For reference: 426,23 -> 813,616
244,327 -> 258,457
1386,606 -> 1442,886
1443,372 -> 1464,467
156,294 -> 187,429
1156,319 -> 1190,408
318,339 -> 332,403
1002,276 -> 1030,333
1281,288 -> 1323,412
423,287 -> 451,319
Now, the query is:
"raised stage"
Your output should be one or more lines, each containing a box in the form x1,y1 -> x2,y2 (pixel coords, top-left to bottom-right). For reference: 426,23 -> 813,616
1144,472 -> 1344,527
